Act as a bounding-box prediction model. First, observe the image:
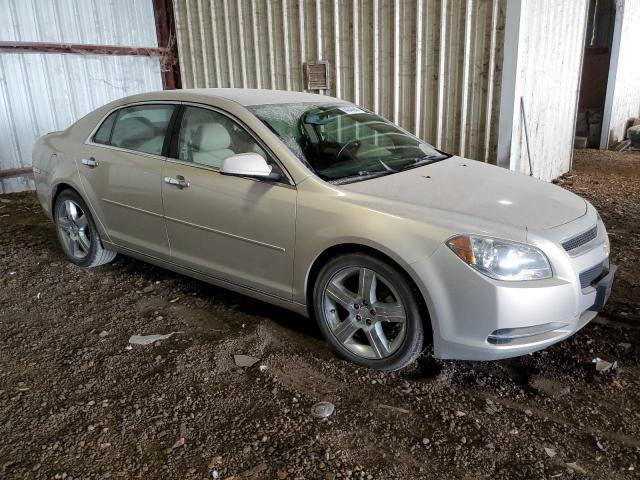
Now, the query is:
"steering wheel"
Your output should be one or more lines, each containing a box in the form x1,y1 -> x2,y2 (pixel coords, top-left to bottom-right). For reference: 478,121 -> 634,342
336,139 -> 361,161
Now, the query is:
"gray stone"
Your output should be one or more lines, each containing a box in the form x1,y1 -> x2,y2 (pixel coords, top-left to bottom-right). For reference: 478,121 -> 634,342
628,125 -> 640,147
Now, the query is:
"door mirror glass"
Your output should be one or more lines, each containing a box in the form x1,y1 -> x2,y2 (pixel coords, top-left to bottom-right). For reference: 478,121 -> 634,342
220,153 -> 281,181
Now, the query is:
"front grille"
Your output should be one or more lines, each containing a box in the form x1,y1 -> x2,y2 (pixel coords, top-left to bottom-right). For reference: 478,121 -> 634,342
579,262 -> 605,289
562,226 -> 597,252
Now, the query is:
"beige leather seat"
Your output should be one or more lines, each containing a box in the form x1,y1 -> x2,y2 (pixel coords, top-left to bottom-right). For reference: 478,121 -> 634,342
112,116 -> 164,155
192,123 -> 234,168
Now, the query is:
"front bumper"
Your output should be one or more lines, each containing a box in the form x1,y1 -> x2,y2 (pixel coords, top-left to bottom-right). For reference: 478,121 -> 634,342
410,220 -> 614,361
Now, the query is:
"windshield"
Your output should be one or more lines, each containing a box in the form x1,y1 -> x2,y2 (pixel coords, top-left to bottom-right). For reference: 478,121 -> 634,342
248,103 -> 450,183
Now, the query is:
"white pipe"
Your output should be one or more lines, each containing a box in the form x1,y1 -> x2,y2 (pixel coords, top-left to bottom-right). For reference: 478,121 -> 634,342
184,0 -> 198,86
353,0 -> 360,104
250,0 -> 261,89
333,0 -> 341,97
299,0 -> 306,71
392,0 -> 400,124
436,0 -> 447,148
483,0 -> 499,162
236,0 -> 247,87
222,0 -> 234,87
414,0 -> 424,135
196,0 -> 209,87
459,0 -> 473,156
373,0 -> 379,112
209,0 -> 222,86
316,0 -> 324,94
283,0 -> 291,90
266,0 -> 276,89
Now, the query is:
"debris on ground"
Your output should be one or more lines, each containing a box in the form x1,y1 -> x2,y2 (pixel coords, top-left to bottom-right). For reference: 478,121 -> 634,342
618,342 -> 632,352
310,401 -> 335,418
128,332 -> 180,346
565,462 -> 587,474
233,354 -> 260,368
544,447 -> 557,458
592,357 -> 618,373
378,403 -> 411,414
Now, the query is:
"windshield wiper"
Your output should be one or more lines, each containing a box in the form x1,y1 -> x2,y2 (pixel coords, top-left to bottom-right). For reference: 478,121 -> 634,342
377,159 -> 398,173
398,155 -> 447,172
330,169 -> 393,185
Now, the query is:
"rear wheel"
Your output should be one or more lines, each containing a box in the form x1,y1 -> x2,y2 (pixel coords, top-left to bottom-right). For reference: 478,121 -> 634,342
54,190 -> 116,268
313,253 -> 426,371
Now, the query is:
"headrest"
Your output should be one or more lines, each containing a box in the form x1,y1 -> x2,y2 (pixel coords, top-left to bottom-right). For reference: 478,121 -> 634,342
197,123 -> 231,152
115,117 -> 154,138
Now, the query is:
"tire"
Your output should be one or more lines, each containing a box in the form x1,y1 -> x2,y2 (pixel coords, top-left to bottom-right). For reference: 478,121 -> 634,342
313,252 -> 426,371
54,189 -> 116,268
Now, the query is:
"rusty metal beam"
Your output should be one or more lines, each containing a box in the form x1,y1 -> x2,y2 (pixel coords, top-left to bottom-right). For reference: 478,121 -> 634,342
0,41 -> 167,57
152,0 -> 182,90
0,168 -> 33,179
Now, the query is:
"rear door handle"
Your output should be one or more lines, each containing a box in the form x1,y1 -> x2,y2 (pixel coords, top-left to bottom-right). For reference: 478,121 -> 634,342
164,175 -> 189,189
81,157 -> 98,168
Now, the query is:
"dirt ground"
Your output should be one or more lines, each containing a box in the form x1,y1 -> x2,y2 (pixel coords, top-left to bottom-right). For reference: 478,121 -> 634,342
1,149 -> 639,480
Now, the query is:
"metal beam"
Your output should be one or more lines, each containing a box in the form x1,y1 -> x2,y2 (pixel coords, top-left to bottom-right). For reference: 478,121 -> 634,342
0,168 -> 33,180
152,0 -> 182,90
0,41 -> 167,57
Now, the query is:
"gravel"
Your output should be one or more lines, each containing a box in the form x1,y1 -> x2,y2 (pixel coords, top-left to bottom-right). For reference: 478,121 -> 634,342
0,149 -> 639,479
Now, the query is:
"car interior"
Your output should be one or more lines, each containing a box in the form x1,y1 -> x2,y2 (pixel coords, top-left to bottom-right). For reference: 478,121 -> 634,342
109,106 -> 173,156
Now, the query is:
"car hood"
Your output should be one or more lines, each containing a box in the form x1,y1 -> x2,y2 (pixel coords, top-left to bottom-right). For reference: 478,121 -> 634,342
339,157 -> 587,230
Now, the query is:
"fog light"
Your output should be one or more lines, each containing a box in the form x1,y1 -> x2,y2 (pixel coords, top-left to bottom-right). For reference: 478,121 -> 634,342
487,322 -> 568,345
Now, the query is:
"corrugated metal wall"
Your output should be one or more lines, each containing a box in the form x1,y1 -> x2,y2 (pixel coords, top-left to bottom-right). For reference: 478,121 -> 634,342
0,0 -> 163,193
173,0 -> 506,163
603,0 -> 640,146
499,0 -> 589,182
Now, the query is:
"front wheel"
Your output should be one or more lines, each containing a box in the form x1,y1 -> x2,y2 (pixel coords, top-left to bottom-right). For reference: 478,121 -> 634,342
54,189 -> 116,268
313,253 -> 426,371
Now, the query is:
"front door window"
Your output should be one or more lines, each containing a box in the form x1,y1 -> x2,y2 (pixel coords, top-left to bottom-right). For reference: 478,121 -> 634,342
174,106 -> 269,169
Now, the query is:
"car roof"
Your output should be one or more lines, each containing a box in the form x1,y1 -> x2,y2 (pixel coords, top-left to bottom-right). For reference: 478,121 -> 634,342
198,88 -> 345,106
133,88 -> 346,107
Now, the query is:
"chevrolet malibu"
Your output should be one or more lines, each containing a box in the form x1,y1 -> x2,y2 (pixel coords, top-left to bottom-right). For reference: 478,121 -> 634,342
32,89 -> 616,371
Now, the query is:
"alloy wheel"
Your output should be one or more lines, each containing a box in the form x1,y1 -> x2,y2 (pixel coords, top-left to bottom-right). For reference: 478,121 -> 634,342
56,199 -> 91,259
322,266 -> 407,359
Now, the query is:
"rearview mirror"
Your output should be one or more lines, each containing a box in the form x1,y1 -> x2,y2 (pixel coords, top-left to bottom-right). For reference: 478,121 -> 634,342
220,153 -> 281,181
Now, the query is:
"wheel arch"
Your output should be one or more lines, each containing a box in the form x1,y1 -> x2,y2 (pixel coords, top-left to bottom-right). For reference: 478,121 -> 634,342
51,181 -> 78,212
50,181 -> 112,245
304,243 -> 433,335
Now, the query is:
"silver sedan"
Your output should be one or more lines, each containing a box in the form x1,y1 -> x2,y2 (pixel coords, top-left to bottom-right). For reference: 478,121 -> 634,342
32,88 -> 616,371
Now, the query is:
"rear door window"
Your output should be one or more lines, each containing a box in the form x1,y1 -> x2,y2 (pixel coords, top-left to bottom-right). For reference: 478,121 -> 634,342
108,105 -> 175,156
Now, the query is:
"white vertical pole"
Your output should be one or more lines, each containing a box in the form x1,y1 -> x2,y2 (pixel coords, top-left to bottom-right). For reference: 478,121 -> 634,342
372,0 -> 380,113
459,0 -> 473,157
266,0 -> 276,89
436,0 -> 447,148
333,0 -> 341,97
414,0 -> 424,135
283,0 -> 291,90
392,0 -> 400,124
497,0 -> 525,170
251,0 -> 261,89
483,0 -> 499,162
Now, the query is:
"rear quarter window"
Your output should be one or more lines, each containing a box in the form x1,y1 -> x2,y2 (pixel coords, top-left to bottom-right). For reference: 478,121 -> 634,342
93,111 -> 117,144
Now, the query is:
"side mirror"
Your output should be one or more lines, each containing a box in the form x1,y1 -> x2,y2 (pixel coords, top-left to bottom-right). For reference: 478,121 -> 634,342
220,153 -> 282,181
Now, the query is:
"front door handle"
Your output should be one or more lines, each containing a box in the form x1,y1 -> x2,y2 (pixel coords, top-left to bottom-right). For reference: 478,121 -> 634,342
81,157 -> 98,168
164,175 -> 190,189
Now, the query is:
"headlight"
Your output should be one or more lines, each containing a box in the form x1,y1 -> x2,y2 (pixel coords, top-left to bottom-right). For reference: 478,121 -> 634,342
446,235 -> 552,281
